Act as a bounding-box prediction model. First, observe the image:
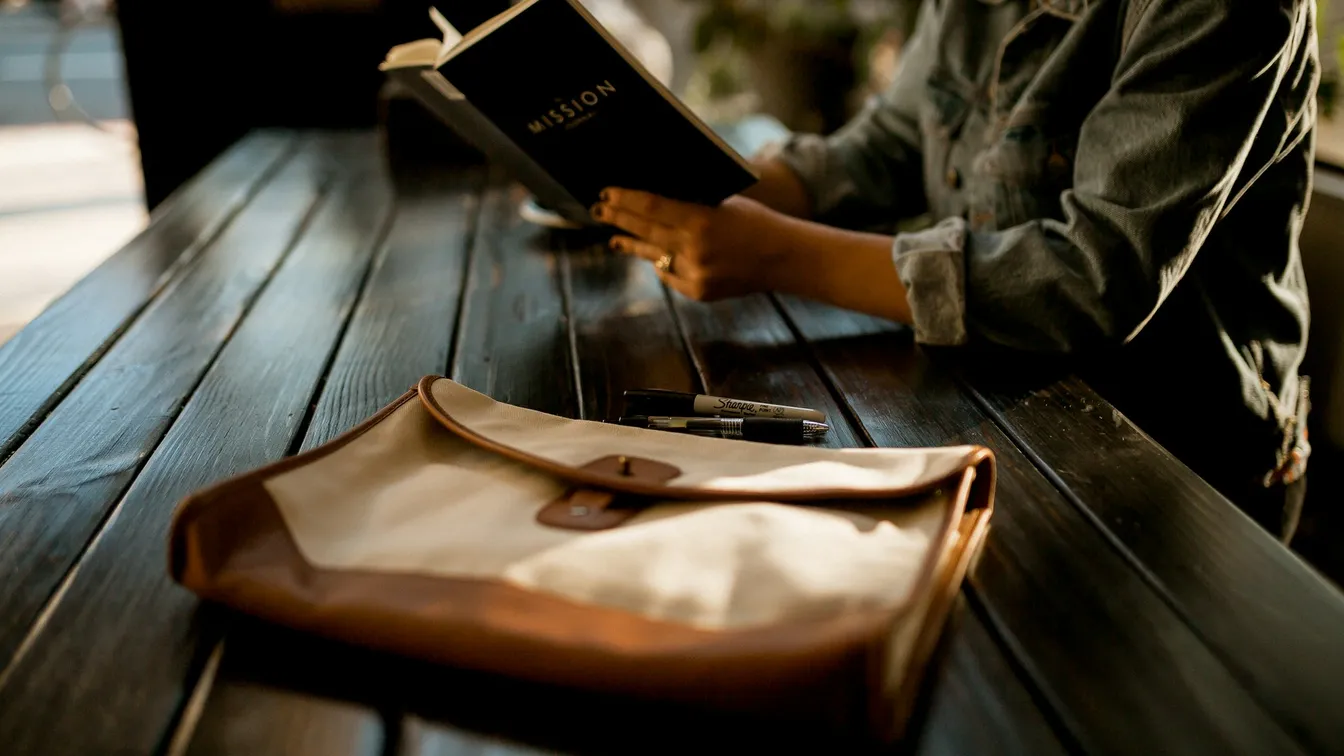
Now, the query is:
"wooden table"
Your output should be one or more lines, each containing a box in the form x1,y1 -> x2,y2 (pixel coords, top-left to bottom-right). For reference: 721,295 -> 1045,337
2,131 -> 1342,755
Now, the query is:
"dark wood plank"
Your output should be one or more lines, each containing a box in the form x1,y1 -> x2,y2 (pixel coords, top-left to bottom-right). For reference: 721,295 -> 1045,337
774,297 -> 1304,755
0,131 -> 295,463
558,237 -> 699,421
298,169 -> 489,446
450,181 -> 578,417
0,141 -> 331,670
179,646 -> 388,756
963,374 -> 1344,753
0,133 -> 394,755
667,293 -> 866,449
911,599 -> 1067,756
181,168 -> 488,756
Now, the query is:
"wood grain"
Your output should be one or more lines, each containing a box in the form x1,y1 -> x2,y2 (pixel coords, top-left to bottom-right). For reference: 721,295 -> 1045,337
910,599 -> 1067,756
0,141 -> 329,670
0,134 -> 393,755
180,169 -> 489,756
964,373 -> 1344,753
450,180 -> 577,417
297,169 -> 489,447
182,653 -> 387,756
775,296 -> 1304,755
558,237 -> 699,421
667,293 -> 865,449
0,132 -> 294,463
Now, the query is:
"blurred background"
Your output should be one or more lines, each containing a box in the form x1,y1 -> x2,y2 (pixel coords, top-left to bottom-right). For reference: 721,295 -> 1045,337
0,0 -> 143,345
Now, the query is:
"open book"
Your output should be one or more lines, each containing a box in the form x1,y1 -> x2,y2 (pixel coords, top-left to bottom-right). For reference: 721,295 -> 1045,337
381,1 -> 758,228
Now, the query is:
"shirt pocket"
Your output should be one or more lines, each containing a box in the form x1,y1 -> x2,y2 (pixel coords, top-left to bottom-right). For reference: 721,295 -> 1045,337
919,72 -> 973,220
971,112 -> 1077,230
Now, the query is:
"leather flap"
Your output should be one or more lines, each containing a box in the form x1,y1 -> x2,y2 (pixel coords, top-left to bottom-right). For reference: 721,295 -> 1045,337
416,376 -> 996,510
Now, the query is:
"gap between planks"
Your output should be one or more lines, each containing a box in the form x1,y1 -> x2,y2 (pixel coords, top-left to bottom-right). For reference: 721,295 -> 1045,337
159,164 -> 490,756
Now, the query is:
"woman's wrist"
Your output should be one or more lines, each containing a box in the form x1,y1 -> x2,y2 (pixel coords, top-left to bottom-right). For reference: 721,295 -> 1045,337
760,214 -> 824,296
760,215 -> 913,324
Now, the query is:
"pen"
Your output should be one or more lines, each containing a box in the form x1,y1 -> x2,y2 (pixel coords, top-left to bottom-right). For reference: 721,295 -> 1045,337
618,416 -> 829,444
623,389 -> 827,423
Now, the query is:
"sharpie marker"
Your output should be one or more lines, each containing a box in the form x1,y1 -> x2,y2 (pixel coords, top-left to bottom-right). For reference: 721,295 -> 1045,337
618,416 -> 829,444
623,389 -> 827,423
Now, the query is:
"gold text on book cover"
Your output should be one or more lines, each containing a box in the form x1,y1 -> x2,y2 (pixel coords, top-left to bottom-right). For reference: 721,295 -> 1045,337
527,80 -> 617,133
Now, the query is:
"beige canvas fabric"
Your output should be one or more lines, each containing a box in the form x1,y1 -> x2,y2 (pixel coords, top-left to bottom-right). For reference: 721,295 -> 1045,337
265,379 -> 970,631
425,378 -> 983,493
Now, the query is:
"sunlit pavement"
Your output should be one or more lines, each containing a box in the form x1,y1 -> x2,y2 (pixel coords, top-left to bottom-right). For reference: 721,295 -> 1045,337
0,0 -> 146,345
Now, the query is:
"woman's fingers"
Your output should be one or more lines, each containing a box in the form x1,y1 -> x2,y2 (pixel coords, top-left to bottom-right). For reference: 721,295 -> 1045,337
609,235 -> 662,263
592,202 -> 679,249
611,236 -> 702,292
603,187 -> 695,226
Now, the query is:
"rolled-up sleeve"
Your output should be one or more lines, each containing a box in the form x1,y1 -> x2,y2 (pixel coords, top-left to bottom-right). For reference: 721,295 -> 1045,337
893,0 -> 1304,350
773,0 -> 938,226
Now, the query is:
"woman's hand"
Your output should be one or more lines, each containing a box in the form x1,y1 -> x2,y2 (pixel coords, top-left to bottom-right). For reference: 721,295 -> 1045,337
591,186 -> 914,324
591,188 -> 790,301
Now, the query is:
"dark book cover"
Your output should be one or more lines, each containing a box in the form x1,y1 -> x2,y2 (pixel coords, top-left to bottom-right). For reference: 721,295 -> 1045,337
435,0 -> 758,209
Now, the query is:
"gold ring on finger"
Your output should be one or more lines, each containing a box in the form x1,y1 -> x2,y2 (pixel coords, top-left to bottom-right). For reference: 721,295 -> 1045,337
655,253 -> 674,275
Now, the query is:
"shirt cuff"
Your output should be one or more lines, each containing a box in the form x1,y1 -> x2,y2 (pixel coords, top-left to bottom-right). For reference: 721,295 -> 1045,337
771,133 -> 861,222
892,217 -> 969,346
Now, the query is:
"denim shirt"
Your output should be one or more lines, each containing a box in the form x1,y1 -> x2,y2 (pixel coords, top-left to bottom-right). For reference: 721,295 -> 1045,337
777,0 -> 1316,495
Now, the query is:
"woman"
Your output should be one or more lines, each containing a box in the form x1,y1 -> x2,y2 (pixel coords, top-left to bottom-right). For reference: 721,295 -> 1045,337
591,0 -> 1317,540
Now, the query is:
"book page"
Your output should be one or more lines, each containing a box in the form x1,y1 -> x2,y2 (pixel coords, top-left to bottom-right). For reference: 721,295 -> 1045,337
436,0 -> 541,67
430,7 -> 464,57
379,8 -> 465,71
379,39 -> 441,70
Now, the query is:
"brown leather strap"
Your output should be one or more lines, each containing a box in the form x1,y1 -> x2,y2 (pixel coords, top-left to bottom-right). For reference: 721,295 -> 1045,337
536,454 -> 681,531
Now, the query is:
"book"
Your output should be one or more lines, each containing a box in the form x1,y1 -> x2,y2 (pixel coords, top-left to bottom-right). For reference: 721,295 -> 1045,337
380,1 -> 758,228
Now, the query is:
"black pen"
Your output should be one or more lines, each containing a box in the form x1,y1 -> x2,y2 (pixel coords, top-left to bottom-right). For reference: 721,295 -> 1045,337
623,389 -> 827,423
618,415 -> 828,444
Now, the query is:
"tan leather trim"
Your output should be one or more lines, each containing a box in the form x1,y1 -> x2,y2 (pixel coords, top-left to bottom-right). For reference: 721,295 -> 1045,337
882,469 -> 994,741
537,487 -> 636,530
579,453 -> 682,482
168,387 -> 421,579
537,454 -> 682,531
417,376 -> 995,503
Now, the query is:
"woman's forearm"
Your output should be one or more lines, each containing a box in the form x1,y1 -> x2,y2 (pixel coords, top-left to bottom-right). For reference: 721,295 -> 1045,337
764,214 -> 913,325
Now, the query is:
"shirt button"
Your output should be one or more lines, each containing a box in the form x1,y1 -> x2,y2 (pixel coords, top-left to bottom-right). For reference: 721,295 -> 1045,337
945,167 -> 961,189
